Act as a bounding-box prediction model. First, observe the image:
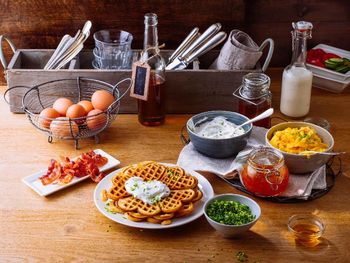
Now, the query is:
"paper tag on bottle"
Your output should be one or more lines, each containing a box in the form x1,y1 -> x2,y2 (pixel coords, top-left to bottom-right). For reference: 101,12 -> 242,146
130,61 -> 151,101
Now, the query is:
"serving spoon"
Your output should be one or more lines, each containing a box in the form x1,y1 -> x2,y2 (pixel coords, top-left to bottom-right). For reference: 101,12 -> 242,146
298,150 -> 346,156
234,108 -> 274,131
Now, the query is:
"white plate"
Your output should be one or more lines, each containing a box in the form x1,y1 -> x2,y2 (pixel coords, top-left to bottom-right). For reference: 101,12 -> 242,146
94,163 -> 214,229
22,149 -> 120,197
313,72 -> 350,93
306,44 -> 350,82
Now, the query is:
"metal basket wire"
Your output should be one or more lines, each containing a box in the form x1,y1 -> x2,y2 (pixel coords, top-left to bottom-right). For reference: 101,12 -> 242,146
21,77 -> 132,149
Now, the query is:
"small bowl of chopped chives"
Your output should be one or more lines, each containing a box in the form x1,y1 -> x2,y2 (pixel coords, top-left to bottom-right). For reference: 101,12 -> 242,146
203,194 -> 261,237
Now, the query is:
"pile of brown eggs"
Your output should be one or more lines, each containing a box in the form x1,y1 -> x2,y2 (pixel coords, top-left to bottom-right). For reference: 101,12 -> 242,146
39,89 -> 115,138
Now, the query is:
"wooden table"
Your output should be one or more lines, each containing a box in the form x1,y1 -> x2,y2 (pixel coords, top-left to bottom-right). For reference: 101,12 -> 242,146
0,69 -> 349,262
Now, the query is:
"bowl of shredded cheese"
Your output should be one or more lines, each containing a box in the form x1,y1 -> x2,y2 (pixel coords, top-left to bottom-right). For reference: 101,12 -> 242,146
266,122 -> 334,174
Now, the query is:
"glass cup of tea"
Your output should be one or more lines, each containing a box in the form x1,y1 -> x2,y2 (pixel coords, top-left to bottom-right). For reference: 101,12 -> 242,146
288,214 -> 325,247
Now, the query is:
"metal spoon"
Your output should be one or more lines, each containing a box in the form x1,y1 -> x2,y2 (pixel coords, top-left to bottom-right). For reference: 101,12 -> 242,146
298,150 -> 346,156
234,108 -> 274,131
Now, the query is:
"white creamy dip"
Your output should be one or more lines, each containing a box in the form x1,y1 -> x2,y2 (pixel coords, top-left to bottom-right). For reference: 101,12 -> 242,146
194,116 -> 245,139
124,176 -> 170,205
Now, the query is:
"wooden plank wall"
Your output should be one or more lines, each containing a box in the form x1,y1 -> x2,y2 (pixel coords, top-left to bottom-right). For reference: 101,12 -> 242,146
0,0 -> 349,82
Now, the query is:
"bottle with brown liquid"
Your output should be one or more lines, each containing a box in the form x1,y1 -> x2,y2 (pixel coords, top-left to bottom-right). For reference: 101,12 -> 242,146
138,13 -> 166,126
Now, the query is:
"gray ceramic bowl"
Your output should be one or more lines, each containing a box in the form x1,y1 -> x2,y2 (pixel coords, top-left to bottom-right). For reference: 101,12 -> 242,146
266,122 -> 334,174
186,111 -> 252,158
204,194 -> 261,238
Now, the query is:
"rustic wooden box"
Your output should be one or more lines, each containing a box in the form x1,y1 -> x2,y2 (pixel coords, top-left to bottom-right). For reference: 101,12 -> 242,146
5,49 -> 263,113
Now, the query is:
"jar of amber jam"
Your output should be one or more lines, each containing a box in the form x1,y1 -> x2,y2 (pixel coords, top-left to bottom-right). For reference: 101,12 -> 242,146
241,147 -> 289,196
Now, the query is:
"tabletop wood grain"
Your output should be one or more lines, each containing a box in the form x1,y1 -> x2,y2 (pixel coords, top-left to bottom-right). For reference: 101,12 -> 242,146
0,69 -> 349,262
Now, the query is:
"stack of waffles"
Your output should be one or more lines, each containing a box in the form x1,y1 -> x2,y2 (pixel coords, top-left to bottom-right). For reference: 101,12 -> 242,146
102,161 -> 203,225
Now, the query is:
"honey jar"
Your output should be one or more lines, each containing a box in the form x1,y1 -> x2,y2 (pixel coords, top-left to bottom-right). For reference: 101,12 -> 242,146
234,73 -> 272,128
241,147 -> 289,196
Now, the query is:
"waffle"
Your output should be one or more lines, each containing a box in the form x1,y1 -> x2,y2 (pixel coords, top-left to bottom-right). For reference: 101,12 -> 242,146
123,161 -> 166,181
175,202 -> 194,218
107,173 -> 131,200
159,189 -> 196,213
118,196 -> 161,216
102,161 -> 202,225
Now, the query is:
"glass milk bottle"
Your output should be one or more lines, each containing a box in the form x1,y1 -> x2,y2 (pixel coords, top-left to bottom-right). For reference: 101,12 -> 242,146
280,21 -> 313,118
138,13 -> 166,126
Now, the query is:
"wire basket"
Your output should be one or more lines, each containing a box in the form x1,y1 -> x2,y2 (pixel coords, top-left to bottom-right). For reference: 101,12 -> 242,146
20,77 -> 132,149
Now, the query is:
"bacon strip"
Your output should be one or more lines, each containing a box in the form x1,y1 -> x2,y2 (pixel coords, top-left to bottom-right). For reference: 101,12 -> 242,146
39,151 -> 108,185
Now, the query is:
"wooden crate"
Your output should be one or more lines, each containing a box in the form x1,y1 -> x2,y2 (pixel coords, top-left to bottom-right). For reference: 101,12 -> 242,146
5,49 -> 263,113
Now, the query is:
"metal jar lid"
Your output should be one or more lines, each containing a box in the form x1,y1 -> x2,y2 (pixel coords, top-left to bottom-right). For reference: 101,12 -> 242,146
239,73 -> 271,100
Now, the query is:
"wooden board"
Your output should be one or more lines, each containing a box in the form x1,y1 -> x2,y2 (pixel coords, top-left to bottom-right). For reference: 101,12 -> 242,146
1,68 -> 350,262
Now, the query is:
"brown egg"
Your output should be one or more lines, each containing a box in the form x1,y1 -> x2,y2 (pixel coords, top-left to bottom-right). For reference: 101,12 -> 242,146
38,108 -> 60,129
78,100 -> 94,113
53,98 -> 74,116
50,117 -> 79,138
91,90 -> 115,111
66,104 -> 87,119
87,109 -> 107,131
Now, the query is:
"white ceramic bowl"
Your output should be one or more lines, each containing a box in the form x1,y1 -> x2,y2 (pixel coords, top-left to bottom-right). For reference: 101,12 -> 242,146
203,194 -> 261,238
266,122 -> 334,174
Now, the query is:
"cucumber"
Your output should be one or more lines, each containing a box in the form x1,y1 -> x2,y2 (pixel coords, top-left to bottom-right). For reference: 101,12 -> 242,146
325,61 -> 339,69
335,65 -> 350,74
328,58 -> 344,63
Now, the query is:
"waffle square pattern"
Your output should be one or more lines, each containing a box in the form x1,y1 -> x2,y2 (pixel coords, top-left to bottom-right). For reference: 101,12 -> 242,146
101,161 -> 203,225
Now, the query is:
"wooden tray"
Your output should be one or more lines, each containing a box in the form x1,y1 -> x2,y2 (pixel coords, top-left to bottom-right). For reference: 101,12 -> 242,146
3,49 -> 266,113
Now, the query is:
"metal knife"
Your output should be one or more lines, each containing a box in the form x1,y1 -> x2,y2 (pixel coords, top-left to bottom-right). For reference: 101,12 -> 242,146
168,28 -> 200,64
166,31 -> 227,70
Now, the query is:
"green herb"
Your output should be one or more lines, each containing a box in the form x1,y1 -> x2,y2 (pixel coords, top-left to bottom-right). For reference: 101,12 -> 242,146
167,169 -> 175,177
105,205 -> 117,214
206,200 -> 255,225
236,251 -> 248,262
150,195 -> 161,204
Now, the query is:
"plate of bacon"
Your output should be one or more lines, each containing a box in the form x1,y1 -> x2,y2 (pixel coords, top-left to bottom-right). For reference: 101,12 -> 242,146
22,149 -> 120,196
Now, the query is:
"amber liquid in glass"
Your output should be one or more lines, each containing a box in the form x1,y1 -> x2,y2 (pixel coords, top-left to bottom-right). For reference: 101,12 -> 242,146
292,223 -> 322,247
138,72 -> 165,126
239,99 -> 271,128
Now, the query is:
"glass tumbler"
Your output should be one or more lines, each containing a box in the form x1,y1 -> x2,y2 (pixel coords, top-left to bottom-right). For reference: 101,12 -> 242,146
93,30 -> 133,69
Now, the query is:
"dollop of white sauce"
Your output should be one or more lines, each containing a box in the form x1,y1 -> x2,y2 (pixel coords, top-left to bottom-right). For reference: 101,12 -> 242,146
124,176 -> 170,205
194,116 -> 245,139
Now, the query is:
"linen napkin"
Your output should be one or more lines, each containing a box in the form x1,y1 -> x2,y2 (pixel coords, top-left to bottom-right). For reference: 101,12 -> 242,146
209,30 -> 263,70
177,127 -> 327,199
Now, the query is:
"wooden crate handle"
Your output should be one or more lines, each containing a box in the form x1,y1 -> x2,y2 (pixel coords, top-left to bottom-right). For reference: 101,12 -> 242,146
0,35 -> 17,70
259,38 -> 274,72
